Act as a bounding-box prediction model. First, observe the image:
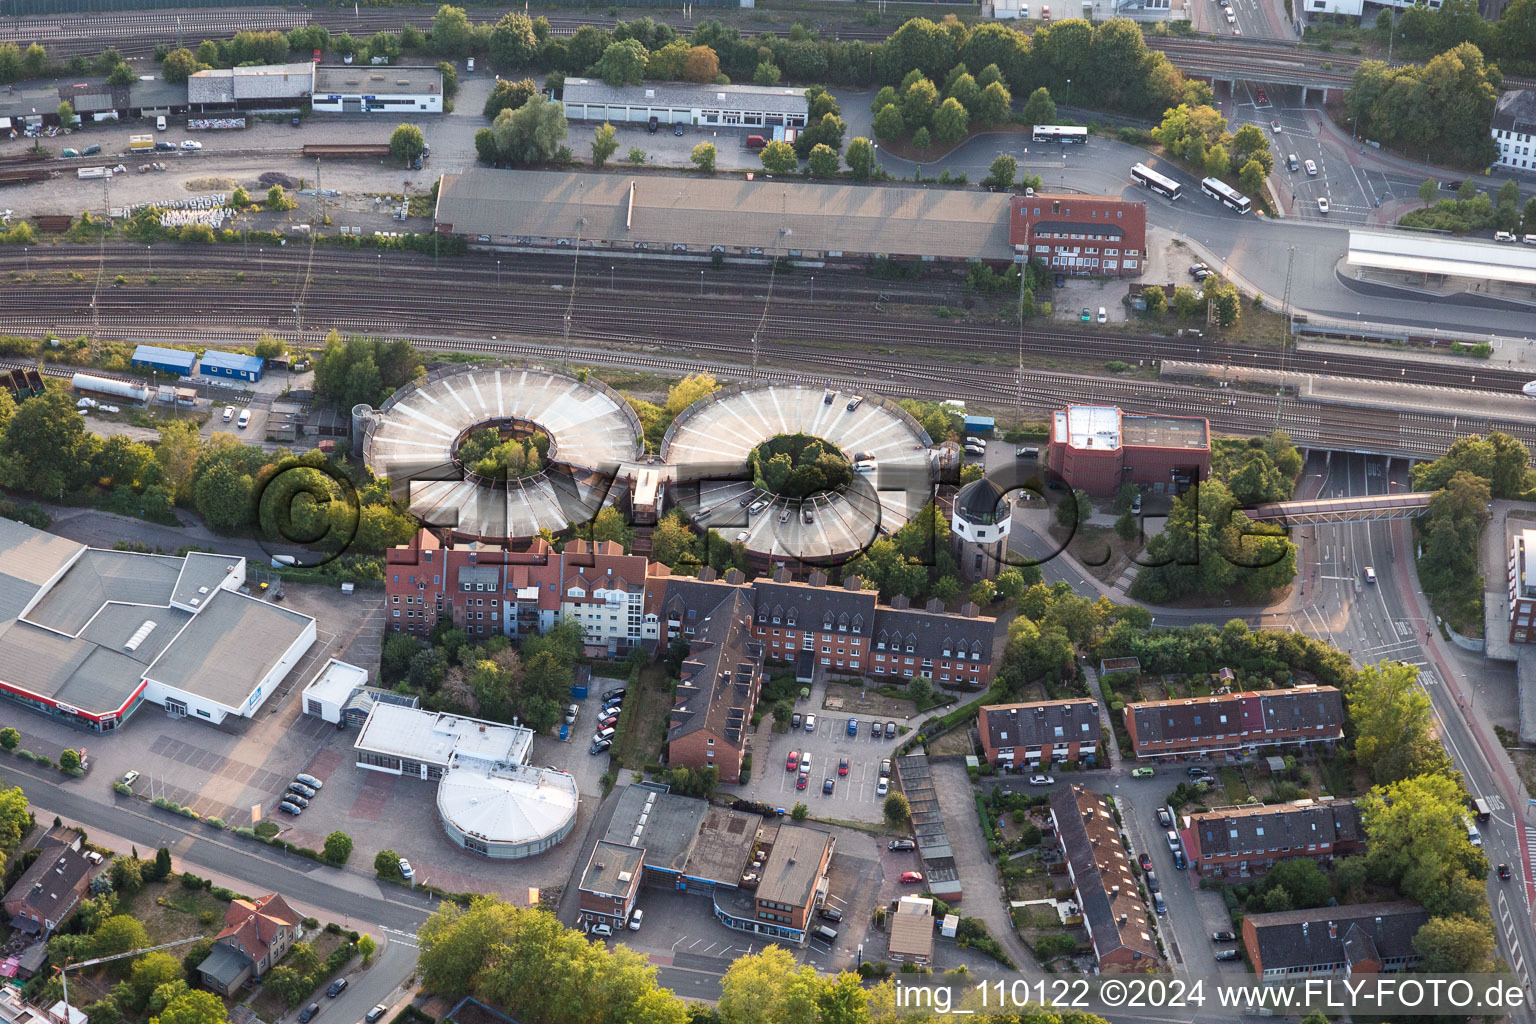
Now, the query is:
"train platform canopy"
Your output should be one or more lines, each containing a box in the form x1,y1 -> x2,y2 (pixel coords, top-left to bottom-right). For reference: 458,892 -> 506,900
434,169 -> 1015,262
131,344 -> 197,376
188,63 -> 315,106
1348,229 -> 1536,287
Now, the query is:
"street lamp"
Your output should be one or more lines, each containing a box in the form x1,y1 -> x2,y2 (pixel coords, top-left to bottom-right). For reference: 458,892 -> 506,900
610,265 -> 615,290
810,275 -> 815,302
698,270 -> 704,297
497,259 -> 501,287
147,245 -> 152,273
1065,78 -> 1071,106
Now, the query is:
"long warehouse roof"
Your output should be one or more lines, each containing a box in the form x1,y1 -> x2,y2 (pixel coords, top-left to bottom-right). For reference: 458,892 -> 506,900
434,169 -> 1015,260
1348,229 -> 1536,286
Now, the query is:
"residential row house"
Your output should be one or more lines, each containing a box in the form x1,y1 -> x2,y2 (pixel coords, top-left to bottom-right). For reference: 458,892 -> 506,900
1124,685 -> 1345,760
977,699 -> 1102,770
385,531 -> 658,655
385,532 -> 999,687
666,590 -> 764,783
1242,902 -> 1429,981
1047,784 -> 1162,972
654,566 -> 997,690
1185,800 -> 1361,878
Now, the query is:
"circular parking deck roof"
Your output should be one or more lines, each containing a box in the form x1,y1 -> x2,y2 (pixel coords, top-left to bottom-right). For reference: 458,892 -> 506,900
363,367 -> 643,542
660,384 -> 934,561
436,762 -> 580,859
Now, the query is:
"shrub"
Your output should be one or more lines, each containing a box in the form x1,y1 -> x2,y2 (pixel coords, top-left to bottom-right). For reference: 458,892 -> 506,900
180,873 -> 204,890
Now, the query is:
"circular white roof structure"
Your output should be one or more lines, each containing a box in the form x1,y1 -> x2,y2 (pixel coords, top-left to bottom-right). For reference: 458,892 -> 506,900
661,384 -> 934,561
436,762 -> 580,859
363,367 -> 643,541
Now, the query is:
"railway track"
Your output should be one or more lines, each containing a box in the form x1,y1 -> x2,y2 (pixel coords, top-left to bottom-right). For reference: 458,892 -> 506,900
0,244 -> 1524,398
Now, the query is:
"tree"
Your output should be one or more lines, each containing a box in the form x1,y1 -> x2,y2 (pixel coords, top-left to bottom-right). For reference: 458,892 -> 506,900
488,12 -> 538,69
374,849 -> 401,877
872,103 -> 904,142
590,122 -> 618,168
1418,177 -> 1439,203
1238,159 -> 1267,199
107,62 -> 135,86
1413,914 -> 1496,973
972,80 -> 1011,126
1142,285 -> 1167,314
1022,86 -> 1057,125
1114,509 -> 1139,542
901,76 -> 939,129
57,101 -> 75,127
1362,773 -> 1488,918
0,785 -> 28,853
1263,858 -> 1330,909
150,990 -> 227,1024
883,792 -> 911,827
690,142 -> 716,173
626,147 -> 646,164
58,747 -> 81,773
1171,284 -> 1201,318
2,388 -> 92,500
595,39 -> 648,86
1204,143 -> 1230,179
0,728 -> 17,752
357,934 -> 377,966
753,61 -> 780,86
718,947 -> 823,1024
95,916 -> 152,961
790,802 -> 809,821
129,953 -> 184,1011
1349,660 -> 1446,784
491,94 -> 568,166
483,77 -> 536,119
682,45 -> 719,82
912,126 -> 932,149
844,136 -> 875,180
431,4 -> 474,56
193,458 -> 253,532
806,143 -> 839,178
389,123 -> 426,166
21,43 -> 46,79
418,898 -> 521,997
323,831 -> 353,864
760,140 -> 797,174
984,154 -> 1017,189
154,845 -> 172,881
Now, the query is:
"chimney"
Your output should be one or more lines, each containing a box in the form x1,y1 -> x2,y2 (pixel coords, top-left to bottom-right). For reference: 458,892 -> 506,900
725,568 -> 745,585
1328,921 -> 1337,940
843,576 -> 862,592
925,598 -> 945,613
890,595 -> 910,610
808,571 -> 828,587
960,602 -> 980,618
698,566 -> 717,582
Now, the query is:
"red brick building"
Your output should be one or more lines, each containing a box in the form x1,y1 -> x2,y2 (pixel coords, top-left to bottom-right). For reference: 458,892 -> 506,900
1009,194 -> 1147,277
977,699 -> 1101,769
1243,902 -> 1429,981
1045,405 -> 1210,498
1125,685 -> 1345,760
666,590 -> 764,782
1048,785 -> 1161,971
1186,800 -> 1361,878
577,840 -> 645,931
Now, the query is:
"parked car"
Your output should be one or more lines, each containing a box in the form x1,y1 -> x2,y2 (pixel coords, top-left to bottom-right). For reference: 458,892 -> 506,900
787,752 -> 798,772
180,140 -> 202,150
590,739 -> 611,755
871,720 -> 882,737
1166,830 -> 1181,851
278,801 -> 303,815
1215,949 -> 1241,962
284,794 -> 309,810
1212,930 -> 1236,942
800,753 -> 811,772
1138,853 -> 1153,872
1028,774 -> 1055,786
602,688 -> 627,701
398,858 -> 414,880
838,757 -> 849,776
1131,767 -> 1155,778
1080,307 -> 1092,322
804,714 -> 816,732
299,1005 -> 320,1023
1157,807 -> 1173,827
296,774 -> 323,789
628,908 -> 644,931
819,906 -> 843,923
1256,89 -> 1268,104
1153,894 -> 1167,915
847,717 -> 859,736
876,778 -> 889,796
1186,766 -> 1209,778
1187,263 -> 1208,276
589,923 -> 612,937
791,712 -> 802,729
885,721 -> 897,738
1144,871 -> 1159,893
673,123 -> 685,136
647,116 -> 659,133
1174,851 -> 1188,870
289,782 -> 317,799
889,839 -> 916,851
121,770 -> 140,787
822,778 -> 835,795
880,759 -> 892,777
366,1007 -> 388,1023
327,979 -> 348,998
82,145 -> 101,156
796,774 -> 808,790
900,871 -> 924,883
1016,447 -> 1039,459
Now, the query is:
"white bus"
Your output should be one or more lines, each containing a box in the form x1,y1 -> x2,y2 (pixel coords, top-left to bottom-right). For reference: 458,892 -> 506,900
1200,176 -> 1251,214
1032,125 -> 1088,145
1131,163 -> 1182,200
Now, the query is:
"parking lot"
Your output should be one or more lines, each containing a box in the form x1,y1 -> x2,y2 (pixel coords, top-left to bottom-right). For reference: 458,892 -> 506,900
740,712 -> 904,821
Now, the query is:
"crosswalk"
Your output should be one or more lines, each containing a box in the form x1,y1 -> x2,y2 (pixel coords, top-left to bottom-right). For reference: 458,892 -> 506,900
1522,828 -> 1536,887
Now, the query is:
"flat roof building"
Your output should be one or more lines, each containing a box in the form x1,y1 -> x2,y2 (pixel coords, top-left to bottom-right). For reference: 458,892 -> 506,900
199,350 -> 264,382
130,344 -> 197,376
313,66 -> 443,114
1046,404 -> 1210,497
561,78 -> 809,130
0,519 -> 315,729
187,63 -> 314,108
354,703 -> 534,779
434,169 -> 1014,262
1348,229 -> 1536,288
577,840 -> 646,930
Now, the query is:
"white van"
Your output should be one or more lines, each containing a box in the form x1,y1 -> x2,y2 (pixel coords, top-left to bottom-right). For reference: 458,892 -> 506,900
236,410 -> 251,429
222,406 -> 234,422
1363,566 -> 1376,584
156,115 -> 167,132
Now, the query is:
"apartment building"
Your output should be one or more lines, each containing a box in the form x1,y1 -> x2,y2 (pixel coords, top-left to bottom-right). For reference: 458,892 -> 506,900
1243,902 -> 1429,981
1048,785 -> 1162,971
1185,800 -> 1361,877
977,699 -> 1102,769
666,591 -> 764,782
1124,685 -> 1345,760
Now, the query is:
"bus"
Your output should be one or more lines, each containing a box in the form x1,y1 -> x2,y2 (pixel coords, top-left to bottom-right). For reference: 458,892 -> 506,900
1032,125 -> 1088,145
1200,176 -> 1251,214
1131,163 -> 1182,200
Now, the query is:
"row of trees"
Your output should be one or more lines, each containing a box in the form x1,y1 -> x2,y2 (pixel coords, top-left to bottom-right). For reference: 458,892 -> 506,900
380,618 -> 584,731
1153,103 -> 1274,196
870,65 -> 1014,149
1345,43 -> 1502,168
417,894 -> 1117,1024
1406,177 -> 1536,235
1375,0 -> 1536,74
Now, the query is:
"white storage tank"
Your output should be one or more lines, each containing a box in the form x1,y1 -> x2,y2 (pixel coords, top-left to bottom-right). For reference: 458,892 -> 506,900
72,373 -> 148,403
